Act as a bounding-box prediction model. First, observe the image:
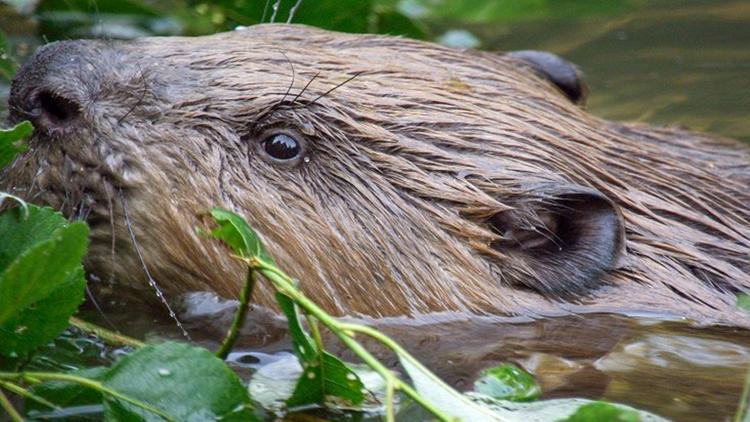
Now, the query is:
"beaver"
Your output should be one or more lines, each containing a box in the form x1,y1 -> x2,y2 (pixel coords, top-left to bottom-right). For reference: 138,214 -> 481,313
2,24 -> 749,326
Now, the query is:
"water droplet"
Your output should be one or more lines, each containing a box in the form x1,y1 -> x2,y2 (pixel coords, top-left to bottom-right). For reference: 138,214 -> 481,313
303,157 -> 311,163
157,368 -> 171,376
346,373 -> 357,381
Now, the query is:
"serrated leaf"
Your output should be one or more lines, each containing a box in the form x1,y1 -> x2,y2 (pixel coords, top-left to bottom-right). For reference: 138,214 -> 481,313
0,205 -> 89,356
474,363 -> 541,402
0,121 -> 32,169
101,342 -> 257,421
0,267 -> 86,356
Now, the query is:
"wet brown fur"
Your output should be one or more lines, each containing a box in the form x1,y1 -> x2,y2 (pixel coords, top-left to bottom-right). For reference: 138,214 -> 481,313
3,25 -> 749,325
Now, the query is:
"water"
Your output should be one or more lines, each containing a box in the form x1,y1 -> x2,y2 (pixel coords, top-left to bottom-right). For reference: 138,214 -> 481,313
459,0 -> 750,143
2,1 -> 749,420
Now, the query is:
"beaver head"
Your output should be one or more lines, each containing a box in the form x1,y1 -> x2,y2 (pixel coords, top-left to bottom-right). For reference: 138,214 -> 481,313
3,25 -> 749,325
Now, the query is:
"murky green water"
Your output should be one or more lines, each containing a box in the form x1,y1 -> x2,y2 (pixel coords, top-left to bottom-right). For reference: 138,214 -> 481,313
2,1 -> 749,421
434,0 -> 750,143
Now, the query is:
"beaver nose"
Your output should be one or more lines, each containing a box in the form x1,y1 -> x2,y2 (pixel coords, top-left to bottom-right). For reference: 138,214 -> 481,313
8,41 -> 87,133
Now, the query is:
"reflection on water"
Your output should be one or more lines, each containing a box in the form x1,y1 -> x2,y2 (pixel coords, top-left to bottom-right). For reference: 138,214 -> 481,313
462,0 -> 750,142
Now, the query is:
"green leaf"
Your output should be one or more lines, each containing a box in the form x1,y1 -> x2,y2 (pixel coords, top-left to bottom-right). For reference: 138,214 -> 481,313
0,205 -> 89,357
275,287 -> 364,408
738,294 -> 750,313
0,267 -> 86,356
474,363 -> 541,402
558,401 -> 641,422
26,367 -> 108,414
0,121 -> 32,169
209,208 -> 274,264
249,353 -> 386,414
101,342 -> 257,421
287,352 -> 365,408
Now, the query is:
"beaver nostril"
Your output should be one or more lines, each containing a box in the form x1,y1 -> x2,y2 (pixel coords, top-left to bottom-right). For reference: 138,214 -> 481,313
37,90 -> 81,125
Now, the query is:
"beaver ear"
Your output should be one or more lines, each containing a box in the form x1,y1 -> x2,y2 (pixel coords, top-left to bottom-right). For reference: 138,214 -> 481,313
488,186 -> 625,295
507,50 -> 588,106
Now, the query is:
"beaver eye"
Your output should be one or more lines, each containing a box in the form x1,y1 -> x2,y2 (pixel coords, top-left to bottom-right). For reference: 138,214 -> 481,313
261,133 -> 301,161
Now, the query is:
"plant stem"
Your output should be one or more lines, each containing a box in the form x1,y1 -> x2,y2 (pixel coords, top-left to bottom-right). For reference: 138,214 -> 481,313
252,260 -> 454,422
0,372 -> 176,422
0,381 -> 59,410
216,271 -> 256,359
385,380 -> 395,422
306,315 -> 325,353
0,386 -> 23,422
69,317 -> 144,349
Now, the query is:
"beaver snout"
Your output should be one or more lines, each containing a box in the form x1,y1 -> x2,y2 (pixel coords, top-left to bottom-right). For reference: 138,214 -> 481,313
9,41 -> 89,135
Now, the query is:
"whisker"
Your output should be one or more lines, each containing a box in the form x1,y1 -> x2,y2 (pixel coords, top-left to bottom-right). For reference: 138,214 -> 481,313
275,50 -> 296,109
119,188 -> 191,340
84,285 -> 119,332
106,184 -> 117,283
299,71 -> 364,109
117,66 -> 148,125
291,72 -> 320,105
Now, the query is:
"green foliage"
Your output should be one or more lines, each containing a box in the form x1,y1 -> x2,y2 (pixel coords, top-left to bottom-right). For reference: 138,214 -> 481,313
23,344 -> 258,421
210,207 -> 365,409
559,401 -> 641,422
100,342 -> 257,421
474,363 -> 542,402
0,121 -> 31,169
399,0 -> 649,23
28,0 -> 426,39
210,208 -> 274,264
0,205 -> 88,357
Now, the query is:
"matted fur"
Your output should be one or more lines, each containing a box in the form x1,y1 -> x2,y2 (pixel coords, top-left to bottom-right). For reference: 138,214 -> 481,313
3,25 -> 749,325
